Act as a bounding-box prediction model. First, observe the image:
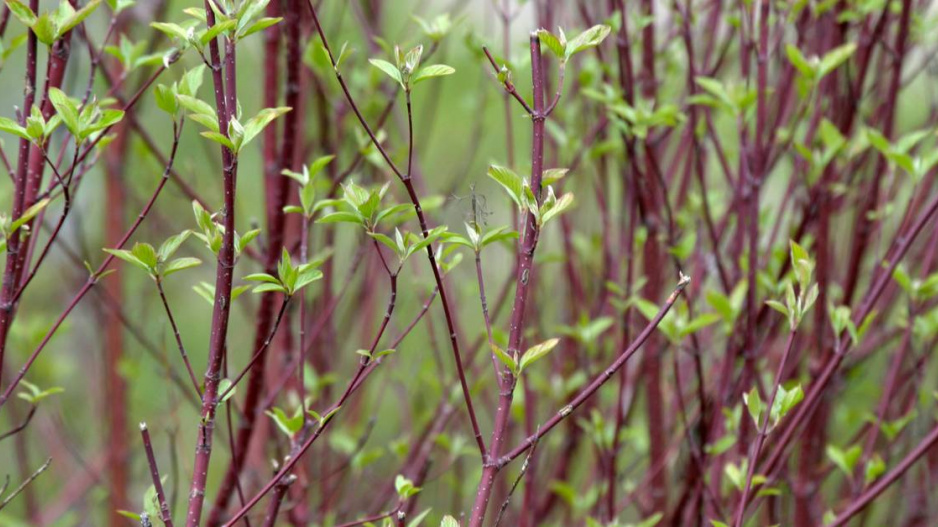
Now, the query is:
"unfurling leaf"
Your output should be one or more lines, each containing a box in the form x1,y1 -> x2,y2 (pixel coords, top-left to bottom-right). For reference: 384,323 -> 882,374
519,338 -> 560,372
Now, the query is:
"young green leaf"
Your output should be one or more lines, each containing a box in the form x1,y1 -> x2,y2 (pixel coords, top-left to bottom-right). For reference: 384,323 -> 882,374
48,88 -> 81,138
395,474 -> 421,499
487,165 -> 524,210
744,387 -> 764,427
162,257 -> 202,277
490,343 -> 518,376
6,0 -> 38,27
536,28 -> 565,58
369,58 -> 403,87
519,338 -> 560,371
411,64 -> 455,85
826,444 -> 862,477
0,116 -> 31,141
103,248 -> 151,273
564,25 -> 611,59
240,106 -> 291,150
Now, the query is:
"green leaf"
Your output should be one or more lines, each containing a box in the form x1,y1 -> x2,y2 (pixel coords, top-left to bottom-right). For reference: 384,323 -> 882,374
892,265 -> 913,293
864,454 -> 885,485
724,461 -> 746,491
201,131 -> 235,150
265,406 -> 304,436
395,474 -> 421,498
84,109 -> 124,137
116,511 -> 141,522
158,230 -> 191,262
57,0 -> 101,36
10,198 -> 49,233
537,29 -> 565,58
744,387 -> 764,427
565,24 -> 611,59
236,229 -> 260,255
154,84 -> 178,115
770,384 -> 804,427
176,94 -> 216,120
542,168 -> 569,185
131,242 -> 158,269
317,211 -> 363,225
143,481 -> 161,520
241,107 -> 291,150
200,18 -> 236,45
680,312 -> 721,337
785,44 -> 816,79
440,515 -> 459,527
0,116 -> 30,141
6,0 -> 37,27
105,0 -> 135,13
162,257 -> 201,277
150,21 -> 190,42
369,232 -> 400,254
704,435 -> 737,456
826,444 -> 862,476
294,266 -> 323,292
179,65 -> 206,97
695,77 -> 736,110
103,248 -> 150,273
539,190 -> 574,225
251,283 -> 288,294
487,165 -> 524,210
402,44 -> 423,75
480,227 -> 518,248
31,13 -> 56,45
411,64 -> 455,85
519,337 -> 560,371
490,342 -> 518,376
188,112 -> 220,132
218,378 -> 236,402
818,43 -> 857,78
16,380 -> 63,403
244,273 -> 280,284
48,88 -> 80,137
880,410 -> 916,440
375,203 -> 412,226
238,16 -> 282,39
369,58 -> 403,87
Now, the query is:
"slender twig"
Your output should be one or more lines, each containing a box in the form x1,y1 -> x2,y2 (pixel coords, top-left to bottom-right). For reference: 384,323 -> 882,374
492,429 -> 540,527
221,242 -> 400,525
218,298 -> 291,401
305,0 -> 486,460
494,275 -> 690,468
183,3 -> 240,522
828,421 -> 938,526
732,330 -> 797,526
0,0 -> 41,385
469,32 -> 549,527
0,405 -> 36,443
0,458 -> 51,512
760,189 -> 938,478
0,122 -> 185,410
156,281 -> 202,397
140,423 -> 174,527
261,474 -> 296,527
482,47 -> 534,115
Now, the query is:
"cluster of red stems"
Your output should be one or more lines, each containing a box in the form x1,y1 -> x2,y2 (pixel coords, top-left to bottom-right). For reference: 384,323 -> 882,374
1,0 -> 938,526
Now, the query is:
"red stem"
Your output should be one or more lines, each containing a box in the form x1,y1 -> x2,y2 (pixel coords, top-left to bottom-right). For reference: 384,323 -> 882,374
469,32 -> 547,527
141,423 -> 175,527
